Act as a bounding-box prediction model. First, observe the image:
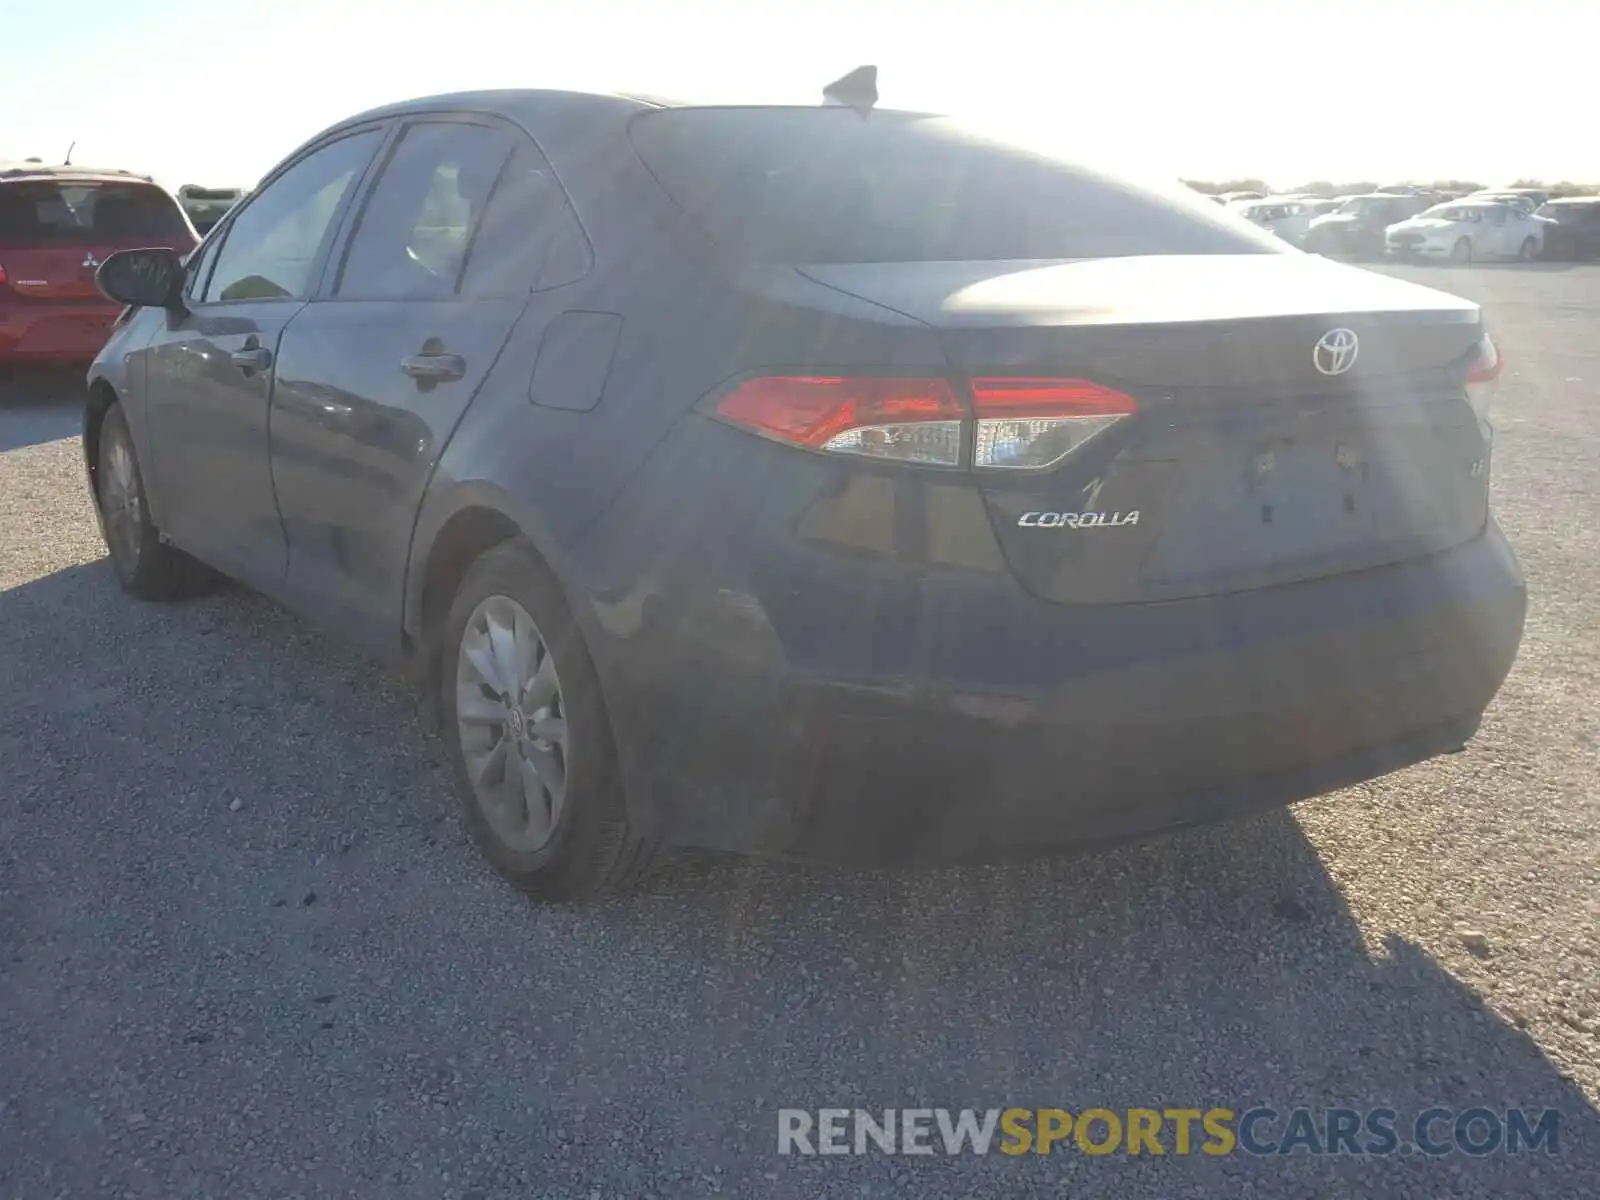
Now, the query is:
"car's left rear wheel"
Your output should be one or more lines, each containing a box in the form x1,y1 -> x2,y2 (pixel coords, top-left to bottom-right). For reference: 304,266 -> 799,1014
439,540 -> 651,898
94,404 -> 216,600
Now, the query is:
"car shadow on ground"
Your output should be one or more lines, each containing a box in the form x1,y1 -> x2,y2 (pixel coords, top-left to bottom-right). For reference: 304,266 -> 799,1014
2,559 -> 1595,1197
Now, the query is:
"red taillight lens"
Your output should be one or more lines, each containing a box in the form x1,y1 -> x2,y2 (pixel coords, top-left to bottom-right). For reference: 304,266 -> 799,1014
714,376 -> 964,466
970,377 -> 1138,470
1465,335 -> 1501,423
1466,335 -> 1502,385
0,260 -> 7,288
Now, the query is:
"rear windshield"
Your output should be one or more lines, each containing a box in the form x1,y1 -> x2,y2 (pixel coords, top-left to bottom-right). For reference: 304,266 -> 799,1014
0,181 -> 190,244
1540,201 -> 1600,220
629,109 -> 1275,263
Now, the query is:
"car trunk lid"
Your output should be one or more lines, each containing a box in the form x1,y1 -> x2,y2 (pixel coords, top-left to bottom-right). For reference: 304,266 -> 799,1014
800,254 -> 1490,604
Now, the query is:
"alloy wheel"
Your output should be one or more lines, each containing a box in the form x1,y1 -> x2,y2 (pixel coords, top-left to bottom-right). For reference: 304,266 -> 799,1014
100,428 -> 144,571
455,594 -> 569,852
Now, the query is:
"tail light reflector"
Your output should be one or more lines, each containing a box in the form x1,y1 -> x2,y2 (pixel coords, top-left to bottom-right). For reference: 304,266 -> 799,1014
714,376 -> 964,466
1465,335 -> 1501,423
970,377 -> 1138,470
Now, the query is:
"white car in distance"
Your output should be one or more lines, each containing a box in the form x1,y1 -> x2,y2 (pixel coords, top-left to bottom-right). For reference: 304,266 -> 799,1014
1385,200 -> 1548,263
1235,197 -> 1325,245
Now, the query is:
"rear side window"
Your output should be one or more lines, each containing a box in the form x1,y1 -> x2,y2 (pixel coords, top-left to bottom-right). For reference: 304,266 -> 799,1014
0,181 -> 189,244
629,109 -> 1274,263
337,121 -> 512,299
460,144 -> 590,296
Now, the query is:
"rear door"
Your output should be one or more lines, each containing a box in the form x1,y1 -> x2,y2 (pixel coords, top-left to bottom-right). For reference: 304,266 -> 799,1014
1482,205 -> 1513,255
140,129 -> 383,586
268,117 -> 588,647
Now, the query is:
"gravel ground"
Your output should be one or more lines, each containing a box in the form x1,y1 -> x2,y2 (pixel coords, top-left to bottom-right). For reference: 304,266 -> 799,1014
1,263 -> 1596,1199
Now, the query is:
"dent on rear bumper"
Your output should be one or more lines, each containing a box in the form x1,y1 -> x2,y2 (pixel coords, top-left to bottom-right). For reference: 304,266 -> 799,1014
612,524 -> 1526,862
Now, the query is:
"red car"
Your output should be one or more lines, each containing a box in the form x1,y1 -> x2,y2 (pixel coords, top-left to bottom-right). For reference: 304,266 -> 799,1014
0,164 -> 196,366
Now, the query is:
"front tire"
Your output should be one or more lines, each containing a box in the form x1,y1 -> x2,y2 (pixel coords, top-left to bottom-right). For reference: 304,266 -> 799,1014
1450,238 -> 1472,265
439,540 -> 651,898
1518,236 -> 1539,262
94,404 -> 216,600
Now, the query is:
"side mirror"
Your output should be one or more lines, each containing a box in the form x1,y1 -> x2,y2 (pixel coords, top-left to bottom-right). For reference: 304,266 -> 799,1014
95,247 -> 185,310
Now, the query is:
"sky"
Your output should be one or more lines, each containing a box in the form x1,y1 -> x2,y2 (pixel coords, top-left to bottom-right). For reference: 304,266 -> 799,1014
2,0 -> 1592,192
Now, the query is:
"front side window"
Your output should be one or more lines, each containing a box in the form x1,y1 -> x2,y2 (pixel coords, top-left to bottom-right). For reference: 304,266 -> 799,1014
336,122 -> 513,299
203,130 -> 381,303
184,235 -> 220,300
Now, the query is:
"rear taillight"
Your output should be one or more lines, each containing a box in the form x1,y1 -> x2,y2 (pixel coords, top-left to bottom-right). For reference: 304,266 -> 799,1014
0,261 -> 7,288
970,377 -> 1138,470
1465,335 -> 1501,424
714,376 -> 964,466
713,374 -> 1139,470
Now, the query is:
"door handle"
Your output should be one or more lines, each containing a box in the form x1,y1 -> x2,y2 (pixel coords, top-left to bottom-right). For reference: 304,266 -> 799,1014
230,345 -> 272,373
400,353 -> 466,382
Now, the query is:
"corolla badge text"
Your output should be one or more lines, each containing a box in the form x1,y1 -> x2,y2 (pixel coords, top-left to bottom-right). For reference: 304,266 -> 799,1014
1017,511 -> 1141,529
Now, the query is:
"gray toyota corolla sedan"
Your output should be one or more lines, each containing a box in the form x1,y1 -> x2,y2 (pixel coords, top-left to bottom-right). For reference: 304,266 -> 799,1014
85,79 -> 1526,898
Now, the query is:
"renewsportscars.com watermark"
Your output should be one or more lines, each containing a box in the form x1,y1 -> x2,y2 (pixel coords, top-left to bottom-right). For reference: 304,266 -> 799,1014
778,1107 -> 1562,1158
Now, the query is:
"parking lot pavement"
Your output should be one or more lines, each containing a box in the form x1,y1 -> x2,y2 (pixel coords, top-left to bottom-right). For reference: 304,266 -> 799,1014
1,266 -> 1597,1199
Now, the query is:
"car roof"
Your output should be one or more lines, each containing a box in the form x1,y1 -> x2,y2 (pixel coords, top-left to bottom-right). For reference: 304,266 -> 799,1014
329,88 -> 942,126
334,88 -> 666,121
1544,195 -> 1600,204
0,162 -> 155,185
296,89 -> 936,169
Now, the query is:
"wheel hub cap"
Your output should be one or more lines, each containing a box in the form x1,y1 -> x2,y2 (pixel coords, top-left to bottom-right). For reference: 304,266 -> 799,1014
455,594 -> 568,853
102,436 -> 142,565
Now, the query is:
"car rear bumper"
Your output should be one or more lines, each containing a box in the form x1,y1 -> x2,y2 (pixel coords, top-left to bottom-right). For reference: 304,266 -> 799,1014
610,522 -> 1526,863
0,301 -> 120,362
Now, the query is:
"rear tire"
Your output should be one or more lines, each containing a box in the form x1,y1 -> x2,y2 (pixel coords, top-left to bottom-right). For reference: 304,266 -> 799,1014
439,539 -> 651,899
94,404 -> 217,600
1450,238 -> 1472,265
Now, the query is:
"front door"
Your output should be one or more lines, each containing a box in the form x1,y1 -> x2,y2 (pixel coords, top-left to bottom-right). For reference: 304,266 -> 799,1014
140,128 -> 383,586
269,120 -> 589,648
